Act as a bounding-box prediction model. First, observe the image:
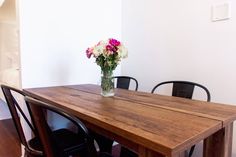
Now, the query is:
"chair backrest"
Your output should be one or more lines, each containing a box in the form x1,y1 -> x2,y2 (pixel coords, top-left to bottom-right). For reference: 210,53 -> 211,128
151,81 -> 211,102
113,76 -> 138,91
25,96 -> 98,157
0,85 -> 41,155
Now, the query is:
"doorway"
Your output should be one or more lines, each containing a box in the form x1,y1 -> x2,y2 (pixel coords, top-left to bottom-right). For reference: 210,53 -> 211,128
0,0 -> 20,120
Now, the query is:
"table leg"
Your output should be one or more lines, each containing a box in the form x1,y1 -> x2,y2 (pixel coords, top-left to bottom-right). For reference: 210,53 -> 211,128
203,123 -> 233,157
178,151 -> 188,157
137,146 -> 188,157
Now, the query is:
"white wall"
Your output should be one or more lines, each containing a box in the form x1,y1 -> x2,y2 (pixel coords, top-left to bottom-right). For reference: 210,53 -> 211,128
19,0 -> 122,88
122,0 -> 236,156
17,0 -> 236,155
18,0 -> 122,143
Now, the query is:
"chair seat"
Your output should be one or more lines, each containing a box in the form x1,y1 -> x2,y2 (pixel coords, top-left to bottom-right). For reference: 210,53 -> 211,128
28,128 -> 86,155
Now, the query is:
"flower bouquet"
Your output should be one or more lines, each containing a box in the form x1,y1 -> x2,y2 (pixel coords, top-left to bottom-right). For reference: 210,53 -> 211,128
86,38 -> 128,96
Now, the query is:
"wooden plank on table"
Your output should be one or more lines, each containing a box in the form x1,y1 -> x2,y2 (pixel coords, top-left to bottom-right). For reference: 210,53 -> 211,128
67,84 -> 236,127
24,86 -> 222,156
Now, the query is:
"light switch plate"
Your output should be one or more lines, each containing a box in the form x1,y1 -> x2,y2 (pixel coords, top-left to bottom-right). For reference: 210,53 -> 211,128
212,2 -> 231,21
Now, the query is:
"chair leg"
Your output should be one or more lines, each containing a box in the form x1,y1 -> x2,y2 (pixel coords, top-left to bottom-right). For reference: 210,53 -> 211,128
24,149 -> 42,157
24,151 -> 27,157
90,130 -> 113,153
188,145 -> 195,157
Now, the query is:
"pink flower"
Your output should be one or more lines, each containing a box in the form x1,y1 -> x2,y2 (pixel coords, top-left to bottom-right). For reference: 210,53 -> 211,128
86,48 -> 93,58
112,46 -> 118,53
106,45 -> 113,52
106,45 -> 118,54
109,38 -> 120,47
96,41 -> 102,46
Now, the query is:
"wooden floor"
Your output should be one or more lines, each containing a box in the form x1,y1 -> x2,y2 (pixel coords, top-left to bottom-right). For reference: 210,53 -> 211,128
0,119 -> 21,157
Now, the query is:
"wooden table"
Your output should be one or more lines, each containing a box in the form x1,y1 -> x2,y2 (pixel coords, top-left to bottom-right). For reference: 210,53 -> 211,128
24,84 -> 236,157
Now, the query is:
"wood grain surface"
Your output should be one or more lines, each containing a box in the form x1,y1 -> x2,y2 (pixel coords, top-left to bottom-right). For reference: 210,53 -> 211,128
23,84 -> 236,157
67,84 -> 236,127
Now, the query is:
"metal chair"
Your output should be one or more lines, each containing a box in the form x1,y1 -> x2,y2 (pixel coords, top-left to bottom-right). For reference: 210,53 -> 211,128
151,81 -> 211,101
25,96 -> 112,157
152,80 -> 211,157
1,85 -> 42,156
1,84 -> 97,157
113,76 -> 138,91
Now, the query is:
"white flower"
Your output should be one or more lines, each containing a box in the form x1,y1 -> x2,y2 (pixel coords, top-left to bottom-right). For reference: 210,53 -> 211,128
117,45 -> 128,58
92,41 -> 106,57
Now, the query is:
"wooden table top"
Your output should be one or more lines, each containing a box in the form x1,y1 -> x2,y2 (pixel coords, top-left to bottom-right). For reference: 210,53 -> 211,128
23,84 -> 236,157
67,84 -> 236,127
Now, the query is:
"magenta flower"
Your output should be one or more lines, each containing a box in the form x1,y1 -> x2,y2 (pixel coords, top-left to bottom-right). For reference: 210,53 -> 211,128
109,38 -> 120,46
106,44 -> 118,54
112,46 -> 118,53
106,45 -> 113,52
86,48 -> 93,58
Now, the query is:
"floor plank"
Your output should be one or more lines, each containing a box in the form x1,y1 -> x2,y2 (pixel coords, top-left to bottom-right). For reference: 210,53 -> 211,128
0,119 -> 21,157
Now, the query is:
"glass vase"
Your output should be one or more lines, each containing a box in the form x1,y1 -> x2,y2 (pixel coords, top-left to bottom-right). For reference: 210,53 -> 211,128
101,70 -> 114,97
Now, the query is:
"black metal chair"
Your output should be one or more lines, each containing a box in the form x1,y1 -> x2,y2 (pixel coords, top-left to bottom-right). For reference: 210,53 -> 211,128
113,76 -> 138,91
0,84 -> 99,157
151,81 -> 211,101
25,96 -> 112,157
152,80 -> 211,157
